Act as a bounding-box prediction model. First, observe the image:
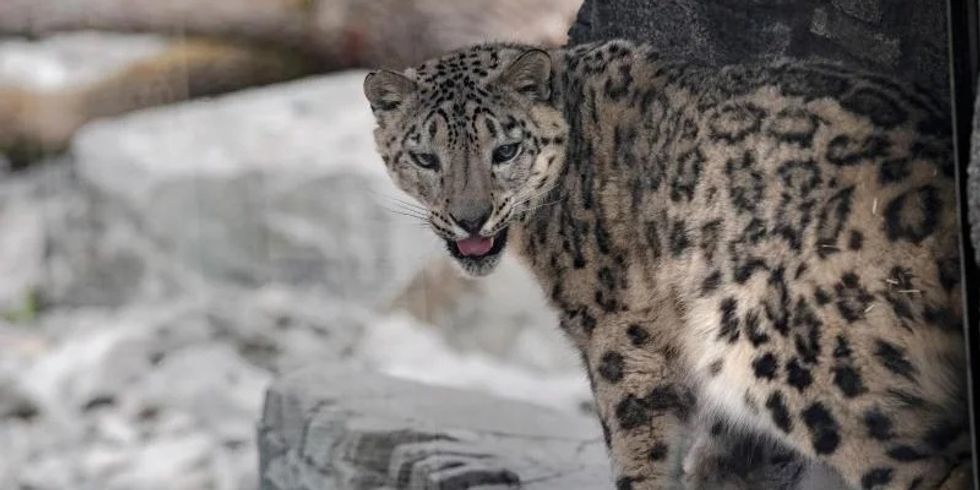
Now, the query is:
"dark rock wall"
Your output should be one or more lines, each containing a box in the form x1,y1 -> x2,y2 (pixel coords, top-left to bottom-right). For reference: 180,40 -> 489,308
567,0 -> 949,97
971,94 -> 980,267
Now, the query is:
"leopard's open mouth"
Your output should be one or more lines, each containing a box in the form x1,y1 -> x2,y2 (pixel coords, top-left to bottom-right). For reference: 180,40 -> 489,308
445,227 -> 509,274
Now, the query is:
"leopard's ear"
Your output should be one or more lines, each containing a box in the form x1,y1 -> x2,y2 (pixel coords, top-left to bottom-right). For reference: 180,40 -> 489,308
364,69 -> 417,111
499,49 -> 552,102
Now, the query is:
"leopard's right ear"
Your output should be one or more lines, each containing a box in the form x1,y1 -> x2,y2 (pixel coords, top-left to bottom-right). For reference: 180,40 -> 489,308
499,49 -> 552,102
364,69 -> 417,112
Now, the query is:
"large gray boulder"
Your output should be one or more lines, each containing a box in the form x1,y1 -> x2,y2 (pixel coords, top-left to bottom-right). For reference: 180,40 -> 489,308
258,366 -> 613,490
68,71 -> 441,307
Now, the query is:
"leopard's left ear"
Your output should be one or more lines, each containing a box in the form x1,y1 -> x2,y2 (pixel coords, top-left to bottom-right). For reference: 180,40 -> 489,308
499,49 -> 552,102
364,69 -> 417,112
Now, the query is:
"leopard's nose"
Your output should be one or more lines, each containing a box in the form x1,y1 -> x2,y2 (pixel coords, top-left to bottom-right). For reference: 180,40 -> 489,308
452,210 -> 490,235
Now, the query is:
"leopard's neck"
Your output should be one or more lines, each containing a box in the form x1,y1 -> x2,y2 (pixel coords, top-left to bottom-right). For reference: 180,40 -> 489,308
508,44 -> 688,342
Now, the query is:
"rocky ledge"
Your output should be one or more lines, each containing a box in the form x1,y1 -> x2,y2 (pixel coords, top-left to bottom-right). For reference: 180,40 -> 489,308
258,367 -> 612,490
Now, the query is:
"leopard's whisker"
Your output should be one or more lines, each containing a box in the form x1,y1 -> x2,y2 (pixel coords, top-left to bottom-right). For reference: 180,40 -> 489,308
380,206 -> 429,223
524,197 -> 565,213
514,184 -> 562,209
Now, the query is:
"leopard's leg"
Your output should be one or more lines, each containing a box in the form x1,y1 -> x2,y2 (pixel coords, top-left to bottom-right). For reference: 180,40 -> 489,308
579,313 -> 697,489
577,311 -> 808,490
735,350 -> 972,490
830,453 -> 972,490
680,417 -> 813,490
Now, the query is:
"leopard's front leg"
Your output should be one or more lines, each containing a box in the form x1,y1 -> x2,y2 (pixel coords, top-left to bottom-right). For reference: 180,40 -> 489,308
579,312 -> 697,490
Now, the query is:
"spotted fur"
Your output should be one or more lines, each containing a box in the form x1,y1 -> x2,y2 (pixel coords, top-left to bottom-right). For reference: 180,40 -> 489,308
365,40 -> 971,489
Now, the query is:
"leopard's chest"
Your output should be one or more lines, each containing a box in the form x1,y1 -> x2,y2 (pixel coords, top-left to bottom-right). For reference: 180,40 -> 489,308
676,296 -> 786,436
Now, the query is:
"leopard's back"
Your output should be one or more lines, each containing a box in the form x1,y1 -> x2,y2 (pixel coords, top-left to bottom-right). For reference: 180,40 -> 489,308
542,41 -> 967,488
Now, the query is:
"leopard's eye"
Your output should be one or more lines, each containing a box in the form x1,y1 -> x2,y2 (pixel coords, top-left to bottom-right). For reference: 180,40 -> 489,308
492,143 -> 522,165
410,152 -> 440,170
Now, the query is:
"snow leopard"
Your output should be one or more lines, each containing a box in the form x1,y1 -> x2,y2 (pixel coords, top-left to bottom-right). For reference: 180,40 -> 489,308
363,40 -> 971,489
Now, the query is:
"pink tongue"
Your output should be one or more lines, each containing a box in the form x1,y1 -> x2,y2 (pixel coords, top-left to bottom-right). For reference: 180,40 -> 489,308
456,236 -> 495,256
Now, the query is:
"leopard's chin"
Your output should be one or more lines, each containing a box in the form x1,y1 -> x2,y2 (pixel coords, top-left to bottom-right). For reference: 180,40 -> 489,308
444,227 -> 508,277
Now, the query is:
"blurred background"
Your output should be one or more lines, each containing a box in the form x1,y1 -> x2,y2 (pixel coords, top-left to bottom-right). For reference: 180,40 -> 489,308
0,1 -> 593,489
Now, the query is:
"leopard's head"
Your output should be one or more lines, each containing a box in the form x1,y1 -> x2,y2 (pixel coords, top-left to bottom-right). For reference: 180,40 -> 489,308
364,45 -> 568,276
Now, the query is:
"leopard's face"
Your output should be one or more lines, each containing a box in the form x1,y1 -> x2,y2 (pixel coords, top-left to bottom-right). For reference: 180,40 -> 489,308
364,46 -> 567,276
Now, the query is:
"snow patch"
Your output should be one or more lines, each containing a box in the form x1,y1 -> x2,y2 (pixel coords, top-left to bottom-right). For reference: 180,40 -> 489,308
362,313 -> 590,413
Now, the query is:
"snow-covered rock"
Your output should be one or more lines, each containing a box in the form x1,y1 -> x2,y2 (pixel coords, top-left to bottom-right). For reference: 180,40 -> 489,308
0,268 -> 590,490
1,288 -> 370,490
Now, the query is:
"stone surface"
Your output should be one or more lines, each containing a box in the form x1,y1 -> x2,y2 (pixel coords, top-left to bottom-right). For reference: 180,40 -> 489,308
358,312 -> 589,413
259,366 -> 848,490
70,71 -> 442,307
0,31 -> 167,90
0,288 -> 370,490
972,86 -> 980,268
0,157 -> 587,490
568,0 -> 949,97
259,366 -> 612,490
386,254 -> 572,372
1,66 -> 451,309
0,272 -> 588,489
0,165 -> 48,314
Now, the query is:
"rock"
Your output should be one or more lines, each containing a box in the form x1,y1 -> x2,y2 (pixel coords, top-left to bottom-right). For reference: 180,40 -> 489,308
259,366 -> 849,489
2,287 -> 371,490
258,366 -> 612,490
0,375 -> 39,422
357,312 -> 591,413
831,0 -> 883,24
0,161 -> 184,309
0,32 -> 167,90
0,280 -> 592,489
0,167 -> 47,315
971,86 -> 980,268
385,254 -> 578,373
809,7 -> 900,66
69,71 -> 441,307
1,53 -> 594,488
63,67 -> 573,376
568,0 -> 949,97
